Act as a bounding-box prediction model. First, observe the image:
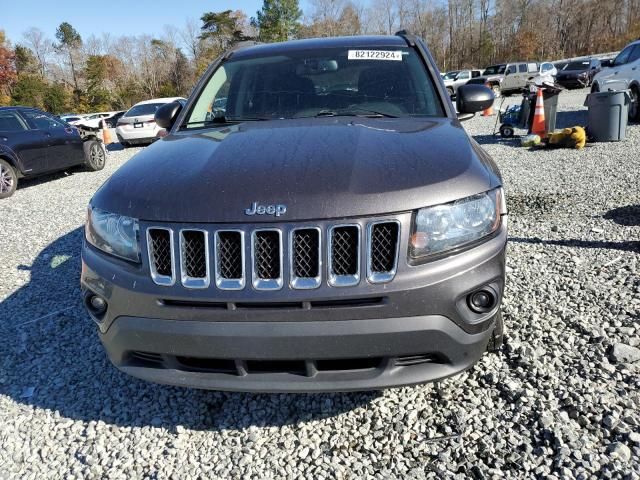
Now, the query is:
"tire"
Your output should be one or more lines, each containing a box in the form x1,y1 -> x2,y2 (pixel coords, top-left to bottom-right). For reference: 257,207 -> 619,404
499,124 -> 515,138
491,84 -> 501,98
486,310 -> 504,353
0,158 -> 18,199
628,86 -> 640,122
591,82 -> 600,93
83,140 -> 106,171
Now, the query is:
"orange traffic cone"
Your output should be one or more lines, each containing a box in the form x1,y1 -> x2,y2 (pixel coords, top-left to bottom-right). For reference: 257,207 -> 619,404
531,88 -> 546,138
482,82 -> 494,116
101,119 -> 112,145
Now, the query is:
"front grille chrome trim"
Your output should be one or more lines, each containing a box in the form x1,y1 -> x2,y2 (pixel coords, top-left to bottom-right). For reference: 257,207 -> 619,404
251,229 -> 283,291
328,224 -> 361,287
289,227 -> 322,290
147,228 -> 175,286
366,220 -> 401,284
179,229 -> 210,289
214,230 -> 245,290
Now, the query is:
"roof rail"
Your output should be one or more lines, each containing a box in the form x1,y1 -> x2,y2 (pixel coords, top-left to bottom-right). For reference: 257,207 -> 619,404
395,30 -> 416,47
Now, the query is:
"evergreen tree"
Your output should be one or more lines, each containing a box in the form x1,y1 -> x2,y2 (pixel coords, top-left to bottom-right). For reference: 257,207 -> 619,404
254,0 -> 302,42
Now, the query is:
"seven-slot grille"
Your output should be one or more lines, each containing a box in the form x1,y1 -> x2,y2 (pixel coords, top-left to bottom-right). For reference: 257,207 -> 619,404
146,220 -> 400,289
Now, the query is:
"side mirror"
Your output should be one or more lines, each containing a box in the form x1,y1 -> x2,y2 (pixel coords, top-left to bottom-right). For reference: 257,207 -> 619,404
155,101 -> 183,130
457,84 -> 494,118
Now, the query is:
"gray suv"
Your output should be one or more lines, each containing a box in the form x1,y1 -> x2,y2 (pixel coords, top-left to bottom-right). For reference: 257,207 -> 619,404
81,33 -> 506,392
469,62 -> 542,96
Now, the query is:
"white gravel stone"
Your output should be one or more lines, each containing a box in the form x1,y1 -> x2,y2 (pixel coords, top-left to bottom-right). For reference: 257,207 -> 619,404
0,90 -> 639,478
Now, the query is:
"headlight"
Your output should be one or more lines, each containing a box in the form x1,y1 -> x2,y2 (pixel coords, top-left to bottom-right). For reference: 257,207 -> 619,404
410,188 -> 504,260
85,206 -> 140,262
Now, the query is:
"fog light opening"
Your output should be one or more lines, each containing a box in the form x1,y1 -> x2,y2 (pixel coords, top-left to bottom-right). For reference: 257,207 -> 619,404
467,289 -> 496,314
85,292 -> 108,319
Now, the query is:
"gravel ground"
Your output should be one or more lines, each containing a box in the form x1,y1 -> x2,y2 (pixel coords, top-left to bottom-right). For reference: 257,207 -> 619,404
0,89 -> 639,479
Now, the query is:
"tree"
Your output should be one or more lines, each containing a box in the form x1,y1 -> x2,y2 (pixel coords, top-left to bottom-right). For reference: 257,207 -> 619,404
14,45 -> 39,75
54,22 -> 82,95
254,0 -> 302,42
0,38 -> 17,94
44,82 -> 70,113
10,74 -> 48,108
22,27 -> 52,78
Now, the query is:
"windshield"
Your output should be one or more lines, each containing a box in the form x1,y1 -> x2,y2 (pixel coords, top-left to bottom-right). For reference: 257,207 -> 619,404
183,46 -> 444,128
564,61 -> 590,70
124,103 -> 165,117
483,65 -> 506,75
442,71 -> 459,80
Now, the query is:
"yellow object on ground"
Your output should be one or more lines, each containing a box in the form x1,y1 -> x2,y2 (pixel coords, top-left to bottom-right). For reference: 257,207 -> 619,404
547,127 -> 586,149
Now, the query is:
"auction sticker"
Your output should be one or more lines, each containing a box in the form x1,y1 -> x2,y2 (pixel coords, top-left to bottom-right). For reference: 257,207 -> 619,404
348,50 -> 403,61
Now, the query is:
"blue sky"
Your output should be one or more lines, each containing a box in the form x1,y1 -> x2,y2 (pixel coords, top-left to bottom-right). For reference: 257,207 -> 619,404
2,0 -> 313,44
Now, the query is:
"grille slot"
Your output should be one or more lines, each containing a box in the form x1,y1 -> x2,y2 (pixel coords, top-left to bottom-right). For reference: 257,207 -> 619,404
290,228 -> 321,289
215,230 -> 245,290
367,221 -> 400,283
252,230 -> 283,290
328,225 -> 360,286
147,228 -> 174,285
180,230 -> 209,288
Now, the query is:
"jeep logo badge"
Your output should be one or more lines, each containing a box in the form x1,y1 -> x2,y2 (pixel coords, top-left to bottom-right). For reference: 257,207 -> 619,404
245,202 -> 287,217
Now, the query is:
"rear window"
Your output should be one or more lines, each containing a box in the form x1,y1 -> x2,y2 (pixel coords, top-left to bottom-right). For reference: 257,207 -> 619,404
565,61 -> 589,70
0,112 -> 28,131
483,65 -> 505,75
124,103 -> 165,117
183,46 -> 444,128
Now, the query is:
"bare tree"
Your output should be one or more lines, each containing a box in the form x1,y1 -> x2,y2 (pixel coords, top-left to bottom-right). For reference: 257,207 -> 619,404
22,27 -> 52,78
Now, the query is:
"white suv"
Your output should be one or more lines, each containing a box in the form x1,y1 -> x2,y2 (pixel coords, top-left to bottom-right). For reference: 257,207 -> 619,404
592,40 -> 640,121
116,97 -> 185,147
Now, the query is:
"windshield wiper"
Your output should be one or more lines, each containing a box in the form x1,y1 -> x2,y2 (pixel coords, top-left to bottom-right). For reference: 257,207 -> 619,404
180,116 -> 271,129
311,108 -> 399,118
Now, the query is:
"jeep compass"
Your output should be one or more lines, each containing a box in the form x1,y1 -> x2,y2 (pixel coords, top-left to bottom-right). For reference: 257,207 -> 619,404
81,33 -> 506,392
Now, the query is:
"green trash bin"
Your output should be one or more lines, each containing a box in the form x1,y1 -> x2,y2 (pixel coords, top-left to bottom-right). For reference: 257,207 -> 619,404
584,91 -> 630,142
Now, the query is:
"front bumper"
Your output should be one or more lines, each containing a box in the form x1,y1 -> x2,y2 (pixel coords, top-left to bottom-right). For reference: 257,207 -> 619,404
81,222 -> 507,392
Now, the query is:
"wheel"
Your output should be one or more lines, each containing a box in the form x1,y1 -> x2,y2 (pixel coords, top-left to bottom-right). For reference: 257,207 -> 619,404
486,310 -> 504,353
591,82 -> 600,93
446,87 -> 454,97
83,140 -> 106,171
499,124 -> 515,138
0,158 -> 18,199
628,86 -> 640,122
491,84 -> 501,98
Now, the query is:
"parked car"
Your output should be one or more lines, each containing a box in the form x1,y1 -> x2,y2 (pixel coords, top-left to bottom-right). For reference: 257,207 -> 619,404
75,111 -> 120,129
442,69 -> 483,96
115,98 -> 185,147
0,107 -> 105,198
106,111 -> 126,128
469,62 -> 540,96
539,61 -> 558,78
556,59 -> 601,88
60,114 -> 86,124
81,33 -> 504,392
592,40 -> 640,121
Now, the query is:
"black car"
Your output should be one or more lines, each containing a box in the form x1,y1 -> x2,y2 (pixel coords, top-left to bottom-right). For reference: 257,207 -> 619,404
81,33 -> 504,392
556,59 -> 601,88
0,106 -> 105,198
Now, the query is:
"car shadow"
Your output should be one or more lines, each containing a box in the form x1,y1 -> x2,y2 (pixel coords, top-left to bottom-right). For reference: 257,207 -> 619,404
604,204 -> 640,226
509,236 -> 640,253
16,169 -> 80,191
0,228 -> 380,431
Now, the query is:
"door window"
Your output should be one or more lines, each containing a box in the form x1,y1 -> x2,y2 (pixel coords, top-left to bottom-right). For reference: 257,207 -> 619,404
541,63 -> 553,73
0,111 -> 28,132
527,63 -> 538,73
518,64 -> 527,73
471,70 -> 481,78
505,65 -> 516,75
613,44 -> 635,66
457,71 -> 470,80
628,45 -> 640,64
21,110 -> 66,131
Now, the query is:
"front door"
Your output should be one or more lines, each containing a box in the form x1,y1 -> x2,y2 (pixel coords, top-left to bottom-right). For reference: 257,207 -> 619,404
0,110 -> 49,175
21,109 -> 85,170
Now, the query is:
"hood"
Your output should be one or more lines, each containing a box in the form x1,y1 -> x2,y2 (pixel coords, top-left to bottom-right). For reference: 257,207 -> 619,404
92,117 -> 499,223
